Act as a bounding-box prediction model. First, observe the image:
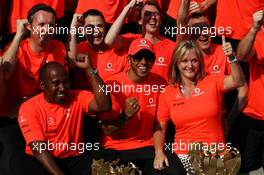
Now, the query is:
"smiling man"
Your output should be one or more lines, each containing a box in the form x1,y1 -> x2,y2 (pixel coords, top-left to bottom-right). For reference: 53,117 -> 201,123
18,57 -> 111,175
99,38 -> 186,175
68,9 -> 128,89
104,0 -> 176,82
1,4 -> 66,118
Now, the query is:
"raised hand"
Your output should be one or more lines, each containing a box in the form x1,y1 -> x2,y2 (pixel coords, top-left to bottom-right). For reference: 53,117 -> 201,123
71,14 -> 84,28
75,53 -> 93,70
16,19 -> 28,36
128,0 -> 143,8
222,35 -> 234,57
189,1 -> 201,14
125,97 -> 140,118
253,10 -> 264,30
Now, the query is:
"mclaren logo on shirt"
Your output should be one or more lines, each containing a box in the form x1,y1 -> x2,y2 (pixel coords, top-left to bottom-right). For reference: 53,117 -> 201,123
47,116 -> 55,125
193,88 -> 205,97
146,97 -> 156,108
155,57 -> 166,66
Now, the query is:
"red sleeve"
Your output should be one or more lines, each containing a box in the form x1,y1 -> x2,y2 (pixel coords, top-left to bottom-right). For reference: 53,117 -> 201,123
77,90 -> 94,114
157,87 -> 170,122
99,79 -> 123,120
254,33 -> 264,63
18,102 -> 46,145
99,94 -> 122,120
121,33 -> 140,51
213,74 -> 225,92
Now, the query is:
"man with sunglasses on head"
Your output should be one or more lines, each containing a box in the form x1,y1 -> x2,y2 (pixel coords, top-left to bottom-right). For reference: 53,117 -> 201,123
99,38 -> 186,175
68,9 -> 128,89
104,0 -> 176,82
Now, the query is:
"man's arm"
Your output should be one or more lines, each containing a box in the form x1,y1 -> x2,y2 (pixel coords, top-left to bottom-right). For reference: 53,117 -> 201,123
101,97 -> 140,136
176,0 -> 191,44
2,19 -> 28,79
67,14 -> 82,67
0,57 -> 6,103
30,141 -> 64,175
189,0 -> 216,14
222,35 -> 245,91
237,10 -> 264,62
223,84 -> 248,138
153,121 -> 169,170
74,54 -> 112,112
104,0 -> 142,49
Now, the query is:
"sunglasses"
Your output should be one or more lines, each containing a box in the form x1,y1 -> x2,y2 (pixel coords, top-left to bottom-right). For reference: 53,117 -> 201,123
144,10 -> 160,17
132,50 -> 155,63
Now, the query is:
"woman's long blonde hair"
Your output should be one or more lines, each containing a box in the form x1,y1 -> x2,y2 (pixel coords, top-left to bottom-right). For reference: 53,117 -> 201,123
168,40 -> 206,85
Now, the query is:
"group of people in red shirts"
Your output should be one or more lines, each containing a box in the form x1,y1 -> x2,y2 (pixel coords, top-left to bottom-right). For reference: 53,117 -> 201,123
0,0 -> 263,175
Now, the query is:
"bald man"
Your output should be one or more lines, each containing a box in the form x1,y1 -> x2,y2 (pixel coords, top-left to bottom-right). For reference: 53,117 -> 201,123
18,58 -> 111,175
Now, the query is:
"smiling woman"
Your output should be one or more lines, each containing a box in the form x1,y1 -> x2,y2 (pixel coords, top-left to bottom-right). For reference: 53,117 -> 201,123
153,40 -> 245,174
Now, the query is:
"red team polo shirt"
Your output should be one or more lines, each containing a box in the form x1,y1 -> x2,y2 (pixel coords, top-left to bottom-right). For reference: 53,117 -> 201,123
100,72 -> 167,150
73,42 -> 129,89
157,74 -> 226,154
77,42 -> 128,81
243,31 -> 264,120
204,44 -> 231,75
18,90 -> 94,157
0,39 -> 66,117
76,0 -> 129,24
215,0 -> 264,40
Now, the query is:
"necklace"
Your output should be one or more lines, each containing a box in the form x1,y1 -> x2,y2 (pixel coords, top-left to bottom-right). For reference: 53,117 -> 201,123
179,82 -> 197,95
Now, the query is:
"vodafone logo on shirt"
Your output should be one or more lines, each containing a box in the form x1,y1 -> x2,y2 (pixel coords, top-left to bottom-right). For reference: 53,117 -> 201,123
146,97 -> 156,108
155,57 -> 166,66
212,65 -> 222,74
104,62 -> 114,71
193,88 -> 205,97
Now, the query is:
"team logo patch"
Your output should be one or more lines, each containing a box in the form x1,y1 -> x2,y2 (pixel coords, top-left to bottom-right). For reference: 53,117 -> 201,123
104,62 -> 114,71
193,87 -> 205,97
155,57 -> 166,66
147,97 -> 156,107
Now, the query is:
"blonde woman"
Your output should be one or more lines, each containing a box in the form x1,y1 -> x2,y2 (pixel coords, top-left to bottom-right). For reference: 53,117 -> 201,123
153,39 -> 244,173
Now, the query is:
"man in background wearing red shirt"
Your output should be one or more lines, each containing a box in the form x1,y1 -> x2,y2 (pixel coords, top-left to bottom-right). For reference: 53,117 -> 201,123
237,10 -> 264,173
0,4 -> 66,174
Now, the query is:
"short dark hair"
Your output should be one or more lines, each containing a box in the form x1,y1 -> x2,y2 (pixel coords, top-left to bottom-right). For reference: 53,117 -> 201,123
27,4 -> 56,23
189,12 -> 210,22
82,9 -> 105,23
39,62 -> 66,82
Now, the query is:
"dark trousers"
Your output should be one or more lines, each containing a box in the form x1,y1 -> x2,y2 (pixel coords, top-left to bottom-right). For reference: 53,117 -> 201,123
0,118 -> 25,174
228,114 -> 264,172
11,153 -> 94,175
103,146 -> 186,175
